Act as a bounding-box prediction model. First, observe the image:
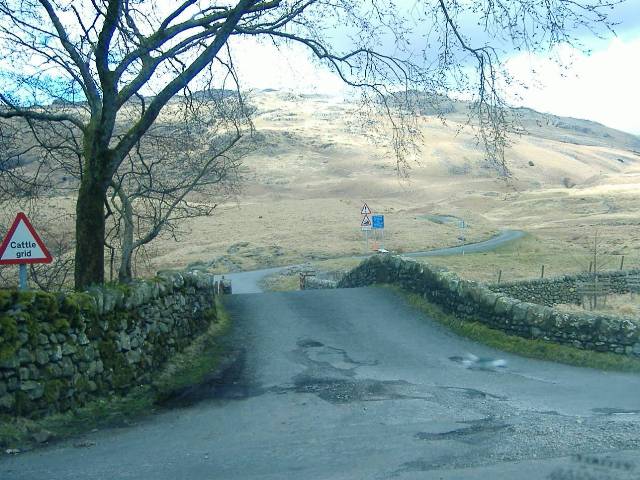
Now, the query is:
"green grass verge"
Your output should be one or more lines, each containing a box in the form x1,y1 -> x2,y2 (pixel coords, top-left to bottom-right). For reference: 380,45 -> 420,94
391,285 -> 640,373
0,296 -> 232,450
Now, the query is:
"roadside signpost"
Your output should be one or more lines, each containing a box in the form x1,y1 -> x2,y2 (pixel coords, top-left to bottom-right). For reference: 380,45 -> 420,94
359,203 -> 386,252
372,215 -> 385,250
0,213 -> 53,290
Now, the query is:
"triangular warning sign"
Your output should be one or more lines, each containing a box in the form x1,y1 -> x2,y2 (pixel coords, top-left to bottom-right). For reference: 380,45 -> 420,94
361,203 -> 371,215
0,213 -> 52,264
361,215 -> 372,227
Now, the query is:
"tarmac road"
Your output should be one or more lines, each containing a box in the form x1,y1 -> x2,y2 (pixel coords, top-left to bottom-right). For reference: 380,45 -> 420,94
2,229 -> 640,479
2,286 -> 640,479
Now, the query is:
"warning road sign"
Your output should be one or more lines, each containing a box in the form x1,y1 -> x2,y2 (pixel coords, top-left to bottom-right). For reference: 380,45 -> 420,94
0,213 -> 52,264
360,203 -> 371,215
361,215 -> 372,230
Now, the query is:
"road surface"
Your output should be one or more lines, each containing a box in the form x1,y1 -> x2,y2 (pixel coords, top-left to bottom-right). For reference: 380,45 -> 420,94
2,229 -> 640,479
2,286 -> 640,479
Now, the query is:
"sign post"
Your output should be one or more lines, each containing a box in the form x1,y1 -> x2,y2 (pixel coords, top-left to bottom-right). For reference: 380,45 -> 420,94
372,215 -> 385,250
0,213 -> 53,290
360,203 -> 373,253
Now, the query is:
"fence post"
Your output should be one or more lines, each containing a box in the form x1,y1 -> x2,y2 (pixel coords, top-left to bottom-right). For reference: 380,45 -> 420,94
541,265 -> 545,279
497,269 -> 502,284
620,256 -> 625,270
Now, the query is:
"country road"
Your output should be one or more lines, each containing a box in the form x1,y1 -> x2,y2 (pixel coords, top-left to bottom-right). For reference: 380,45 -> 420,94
225,229 -> 526,294
2,229 -> 640,479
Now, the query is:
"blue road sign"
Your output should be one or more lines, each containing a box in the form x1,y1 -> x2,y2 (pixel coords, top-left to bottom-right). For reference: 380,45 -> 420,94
372,215 -> 384,229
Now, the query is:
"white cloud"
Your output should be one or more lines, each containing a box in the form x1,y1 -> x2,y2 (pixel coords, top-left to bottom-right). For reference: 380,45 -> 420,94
502,37 -> 640,135
228,37 -> 348,96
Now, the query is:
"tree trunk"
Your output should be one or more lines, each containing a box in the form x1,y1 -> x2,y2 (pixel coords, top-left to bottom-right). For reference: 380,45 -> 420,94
74,176 -> 107,290
117,188 -> 134,283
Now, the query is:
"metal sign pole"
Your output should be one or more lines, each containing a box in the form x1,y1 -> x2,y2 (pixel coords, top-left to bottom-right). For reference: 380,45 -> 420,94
18,264 -> 28,291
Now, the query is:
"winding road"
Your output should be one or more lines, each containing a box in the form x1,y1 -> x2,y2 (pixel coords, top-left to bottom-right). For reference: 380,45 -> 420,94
227,229 -> 526,294
2,230 -> 640,479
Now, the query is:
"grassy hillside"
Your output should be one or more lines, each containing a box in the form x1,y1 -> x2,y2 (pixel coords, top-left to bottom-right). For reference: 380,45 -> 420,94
2,90 -> 639,279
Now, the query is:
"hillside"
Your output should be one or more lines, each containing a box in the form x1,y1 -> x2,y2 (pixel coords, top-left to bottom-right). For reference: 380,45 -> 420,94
3,90 -> 640,276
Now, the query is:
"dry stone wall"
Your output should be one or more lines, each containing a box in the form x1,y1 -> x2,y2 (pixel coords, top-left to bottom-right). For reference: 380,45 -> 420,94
489,269 -> 640,306
0,271 -> 220,417
338,255 -> 640,357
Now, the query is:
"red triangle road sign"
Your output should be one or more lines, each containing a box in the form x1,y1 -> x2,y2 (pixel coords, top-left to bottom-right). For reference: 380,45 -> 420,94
361,203 -> 372,215
0,213 -> 53,264
361,215 -> 372,227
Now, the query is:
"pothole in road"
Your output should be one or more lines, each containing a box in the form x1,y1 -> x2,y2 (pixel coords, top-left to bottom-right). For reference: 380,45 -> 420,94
416,418 -> 511,442
439,386 -> 507,401
288,375 -> 429,404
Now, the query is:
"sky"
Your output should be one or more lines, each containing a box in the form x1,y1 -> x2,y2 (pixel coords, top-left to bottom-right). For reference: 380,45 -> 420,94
228,2 -> 640,136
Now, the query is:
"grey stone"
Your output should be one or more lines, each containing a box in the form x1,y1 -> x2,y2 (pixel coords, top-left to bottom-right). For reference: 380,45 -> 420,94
18,367 -> 30,381
51,345 -> 63,361
126,349 -> 141,364
38,333 -> 49,345
35,349 -> 49,366
20,380 -> 44,400
46,363 -> 62,378
62,343 -> 77,355
0,394 -> 15,409
0,356 -> 19,369
60,357 -> 75,377
31,430 -> 53,444
77,333 -> 90,346
18,348 -> 34,364
0,380 -> 6,396
116,334 -> 131,351
7,376 -> 18,391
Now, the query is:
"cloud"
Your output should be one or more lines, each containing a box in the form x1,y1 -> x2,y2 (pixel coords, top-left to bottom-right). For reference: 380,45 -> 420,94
502,36 -> 640,135
228,37 -> 348,96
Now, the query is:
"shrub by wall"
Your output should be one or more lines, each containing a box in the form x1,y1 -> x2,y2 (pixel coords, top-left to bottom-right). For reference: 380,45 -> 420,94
0,271 -> 220,417
338,255 -> 640,357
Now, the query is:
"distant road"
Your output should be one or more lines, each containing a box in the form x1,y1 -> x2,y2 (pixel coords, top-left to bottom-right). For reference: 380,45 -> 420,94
227,229 -> 526,294
402,229 -> 525,258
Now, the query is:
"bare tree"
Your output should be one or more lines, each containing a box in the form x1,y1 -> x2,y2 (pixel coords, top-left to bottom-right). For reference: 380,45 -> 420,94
0,0 -> 621,289
106,92 -> 247,282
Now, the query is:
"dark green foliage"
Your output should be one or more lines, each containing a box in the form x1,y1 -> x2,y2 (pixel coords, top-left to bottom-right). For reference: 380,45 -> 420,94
0,290 -> 16,312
